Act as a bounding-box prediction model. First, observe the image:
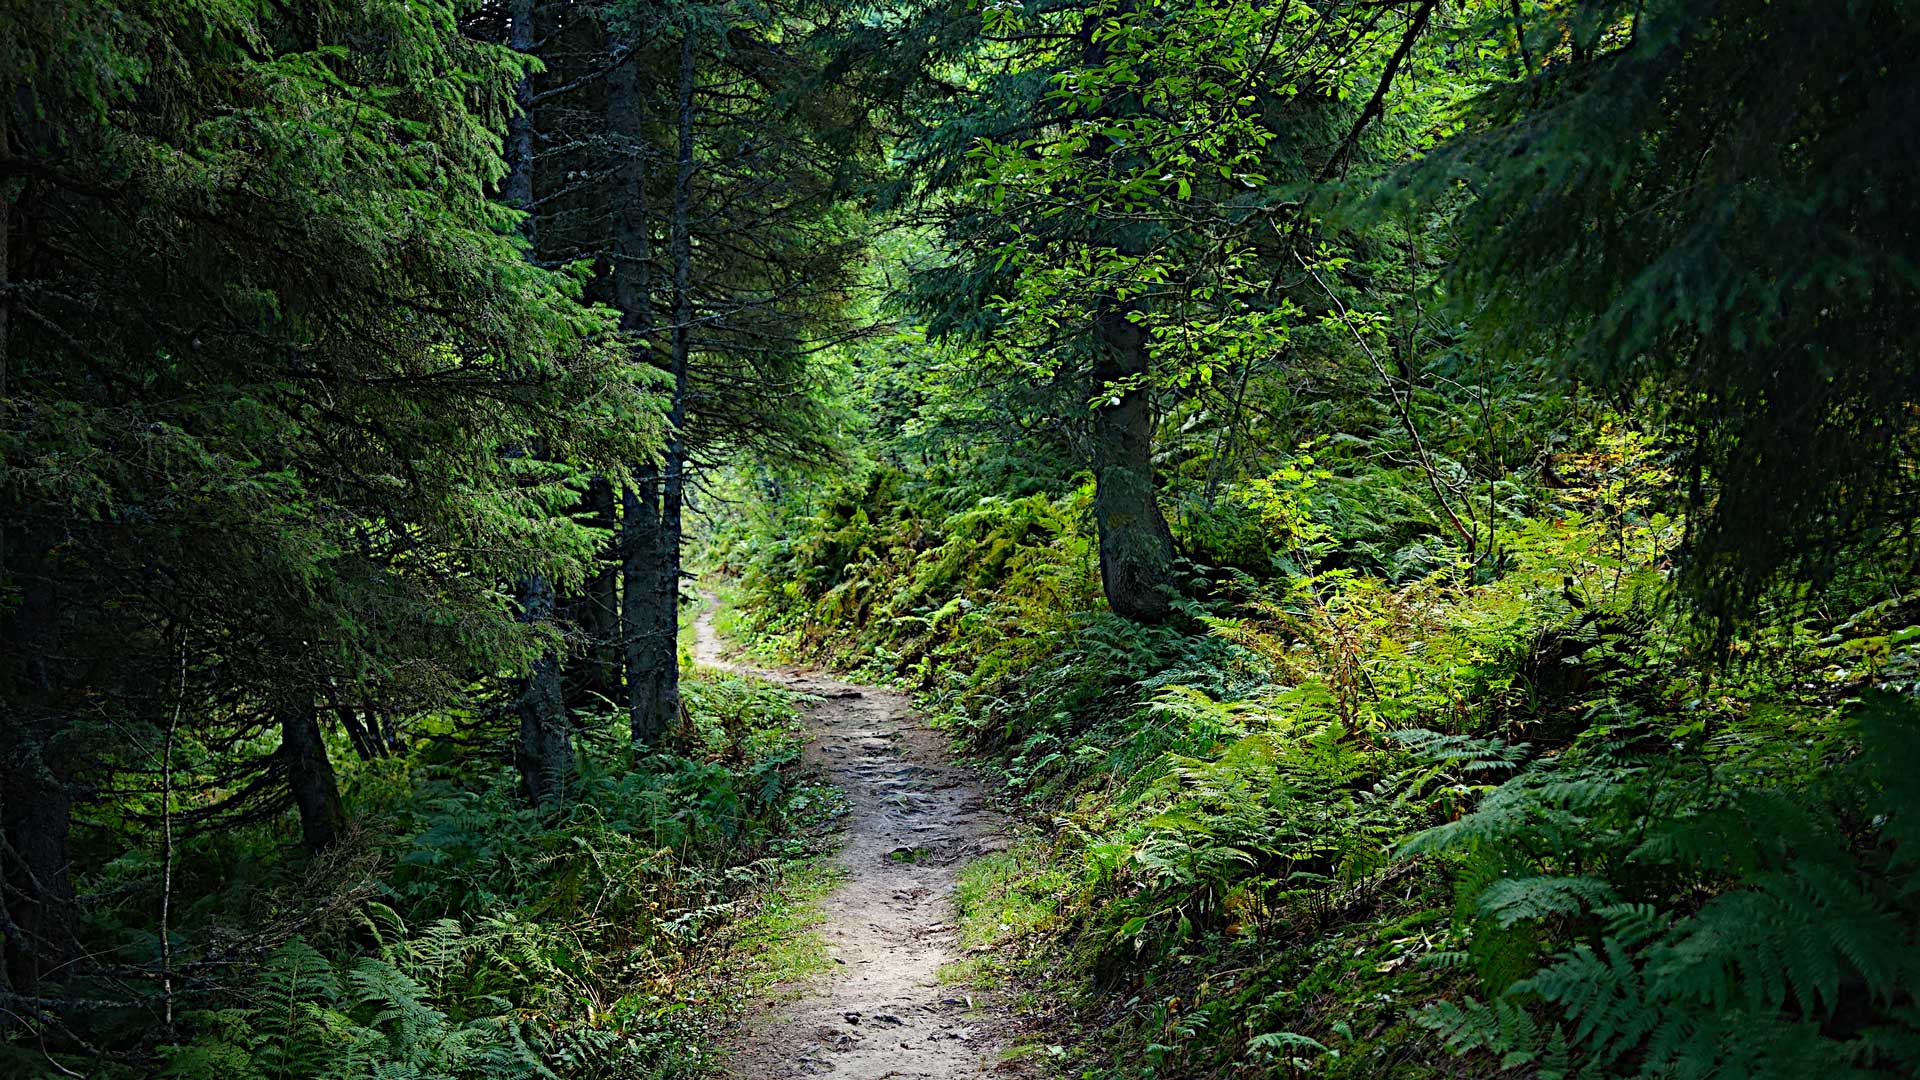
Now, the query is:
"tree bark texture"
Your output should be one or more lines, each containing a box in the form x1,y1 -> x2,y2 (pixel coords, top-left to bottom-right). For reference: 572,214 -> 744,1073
1080,8 -> 1176,624
514,572 -> 573,804
569,475 -> 621,709
277,695 -> 347,852
641,27 -> 697,736
625,29 -> 695,747
1090,298 -> 1176,623
623,474 -> 675,745
607,20 -> 682,747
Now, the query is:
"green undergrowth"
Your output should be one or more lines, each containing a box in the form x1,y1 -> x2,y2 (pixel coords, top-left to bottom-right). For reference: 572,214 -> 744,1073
698,579 -> 794,671
937,845 -> 1069,996
722,860 -> 842,1000
708,442 -> 1920,1079
25,669 -> 840,1080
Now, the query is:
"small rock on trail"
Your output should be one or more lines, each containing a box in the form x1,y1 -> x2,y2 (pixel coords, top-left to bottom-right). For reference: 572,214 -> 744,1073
698,601 -> 1019,1079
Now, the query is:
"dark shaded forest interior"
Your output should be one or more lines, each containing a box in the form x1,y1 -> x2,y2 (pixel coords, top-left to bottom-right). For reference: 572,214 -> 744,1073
2,0 -> 1918,1077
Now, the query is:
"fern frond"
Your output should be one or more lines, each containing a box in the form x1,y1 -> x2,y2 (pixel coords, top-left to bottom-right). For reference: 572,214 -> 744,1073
1477,876 -> 1617,928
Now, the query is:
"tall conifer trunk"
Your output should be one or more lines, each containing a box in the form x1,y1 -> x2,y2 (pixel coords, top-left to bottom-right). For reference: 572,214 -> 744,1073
513,571 -> 573,804
1081,9 -> 1175,624
503,0 -> 572,799
626,28 -> 696,745
504,0 -> 535,219
277,695 -> 346,851
545,7 -> 619,713
1090,298 -> 1175,622
575,476 -> 621,707
607,24 -> 678,746
654,27 -> 696,725
624,473 -> 673,744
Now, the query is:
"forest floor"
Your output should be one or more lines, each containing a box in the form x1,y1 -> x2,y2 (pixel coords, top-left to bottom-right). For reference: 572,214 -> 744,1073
697,600 -> 1025,1079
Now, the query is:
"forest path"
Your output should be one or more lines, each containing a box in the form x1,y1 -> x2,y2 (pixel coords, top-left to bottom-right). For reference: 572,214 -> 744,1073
697,599 -> 1016,1079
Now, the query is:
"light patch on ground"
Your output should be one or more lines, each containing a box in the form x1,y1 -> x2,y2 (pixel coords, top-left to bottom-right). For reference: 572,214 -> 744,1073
697,598 -> 1033,1079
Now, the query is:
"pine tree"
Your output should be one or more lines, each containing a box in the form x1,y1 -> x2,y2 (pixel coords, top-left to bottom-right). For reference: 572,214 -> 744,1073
0,0 -> 646,985
869,0 -> 1439,621
506,0 -> 877,745
1389,0 -> 1920,626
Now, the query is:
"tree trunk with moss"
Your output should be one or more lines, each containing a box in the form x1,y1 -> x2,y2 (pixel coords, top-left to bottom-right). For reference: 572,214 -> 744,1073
1090,296 -> 1175,623
278,695 -> 347,851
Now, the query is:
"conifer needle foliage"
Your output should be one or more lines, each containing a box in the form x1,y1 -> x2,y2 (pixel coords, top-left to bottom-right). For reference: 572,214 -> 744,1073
6,0 -> 1919,1077
709,3 -> 1920,1076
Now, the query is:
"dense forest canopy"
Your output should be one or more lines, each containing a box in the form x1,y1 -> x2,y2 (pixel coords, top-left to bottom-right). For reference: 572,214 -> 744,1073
1,0 -> 1915,1077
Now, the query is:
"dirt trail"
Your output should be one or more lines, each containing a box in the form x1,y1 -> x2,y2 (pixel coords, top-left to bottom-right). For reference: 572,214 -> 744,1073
697,601 -> 1014,1079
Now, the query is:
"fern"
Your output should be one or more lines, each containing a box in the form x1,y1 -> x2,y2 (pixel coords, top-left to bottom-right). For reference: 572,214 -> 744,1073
1411,693 -> 1920,1078
250,941 -> 353,1080
1476,875 -> 1618,928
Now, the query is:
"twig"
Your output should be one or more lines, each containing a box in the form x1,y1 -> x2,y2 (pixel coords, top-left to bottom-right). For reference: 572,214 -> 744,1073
1294,248 -> 1477,553
161,638 -> 184,1031
1317,0 -> 1440,180
1508,0 -> 1536,74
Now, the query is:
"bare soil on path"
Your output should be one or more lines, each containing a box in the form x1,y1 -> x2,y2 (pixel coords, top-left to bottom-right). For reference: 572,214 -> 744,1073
697,602 -> 1019,1079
